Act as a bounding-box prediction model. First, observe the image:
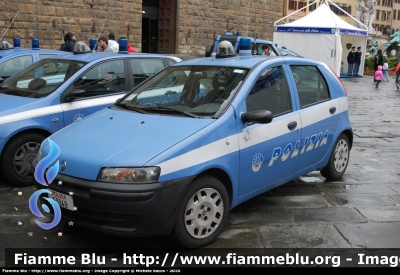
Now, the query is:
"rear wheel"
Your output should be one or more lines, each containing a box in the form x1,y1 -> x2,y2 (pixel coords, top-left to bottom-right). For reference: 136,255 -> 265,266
320,133 -> 350,180
1,133 -> 46,187
170,175 -> 230,248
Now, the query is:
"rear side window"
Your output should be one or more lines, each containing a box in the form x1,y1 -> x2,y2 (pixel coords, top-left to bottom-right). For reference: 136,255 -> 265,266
129,58 -> 165,87
290,65 -> 330,108
0,55 -> 33,79
246,66 -> 292,117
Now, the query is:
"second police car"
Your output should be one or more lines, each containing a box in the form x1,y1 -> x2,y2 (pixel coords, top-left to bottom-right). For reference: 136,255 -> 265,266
0,38 -> 66,83
0,40 -> 181,187
33,39 -> 353,248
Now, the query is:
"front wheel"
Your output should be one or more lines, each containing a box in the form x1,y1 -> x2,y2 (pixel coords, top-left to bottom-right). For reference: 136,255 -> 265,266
1,133 -> 46,187
170,175 -> 230,248
320,133 -> 350,180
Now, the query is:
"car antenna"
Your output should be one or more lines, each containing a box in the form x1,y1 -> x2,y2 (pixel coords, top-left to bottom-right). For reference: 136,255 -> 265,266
0,11 -> 19,42
94,0 -> 115,51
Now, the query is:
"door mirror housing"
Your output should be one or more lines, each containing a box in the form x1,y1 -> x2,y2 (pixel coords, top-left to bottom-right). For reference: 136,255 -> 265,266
241,110 -> 273,124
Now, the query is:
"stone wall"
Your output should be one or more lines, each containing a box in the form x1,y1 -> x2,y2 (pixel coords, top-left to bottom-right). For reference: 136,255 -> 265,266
0,0 -> 142,51
0,0 -> 283,54
176,0 -> 284,54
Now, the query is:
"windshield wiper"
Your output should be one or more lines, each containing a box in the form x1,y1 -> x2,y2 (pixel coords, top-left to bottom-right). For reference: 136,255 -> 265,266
117,103 -> 148,114
147,104 -> 199,118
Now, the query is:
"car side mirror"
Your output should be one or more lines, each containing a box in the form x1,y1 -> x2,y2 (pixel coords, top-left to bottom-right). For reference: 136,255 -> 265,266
66,89 -> 86,102
241,110 -> 273,124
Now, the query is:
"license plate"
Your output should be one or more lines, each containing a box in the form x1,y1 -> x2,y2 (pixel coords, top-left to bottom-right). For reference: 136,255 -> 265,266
47,189 -> 75,211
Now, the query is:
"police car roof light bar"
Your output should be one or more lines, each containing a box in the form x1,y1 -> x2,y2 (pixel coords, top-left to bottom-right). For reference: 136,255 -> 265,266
32,38 -> 40,50
118,39 -> 129,54
89,38 -> 98,51
239,37 -> 252,56
13,38 -> 21,48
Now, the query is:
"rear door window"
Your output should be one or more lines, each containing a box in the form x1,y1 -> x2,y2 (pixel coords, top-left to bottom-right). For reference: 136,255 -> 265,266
290,65 -> 330,108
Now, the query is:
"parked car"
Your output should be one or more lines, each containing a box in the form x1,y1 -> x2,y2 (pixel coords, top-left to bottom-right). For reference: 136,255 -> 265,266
205,31 -> 281,57
278,46 -> 304,58
33,38 -> 352,249
0,40 -> 181,187
0,38 -> 66,83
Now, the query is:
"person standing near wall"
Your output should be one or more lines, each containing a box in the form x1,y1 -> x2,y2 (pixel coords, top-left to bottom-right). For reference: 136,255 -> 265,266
354,46 -> 362,77
347,46 -> 356,77
107,33 -> 119,52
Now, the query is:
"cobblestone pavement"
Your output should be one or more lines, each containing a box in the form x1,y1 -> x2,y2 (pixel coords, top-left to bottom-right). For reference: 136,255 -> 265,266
1,74 -> 399,267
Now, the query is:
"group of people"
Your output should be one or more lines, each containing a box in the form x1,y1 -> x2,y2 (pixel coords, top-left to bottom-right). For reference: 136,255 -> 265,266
346,46 -> 363,77
59,32 -> 136,53
371,48 -> 400,89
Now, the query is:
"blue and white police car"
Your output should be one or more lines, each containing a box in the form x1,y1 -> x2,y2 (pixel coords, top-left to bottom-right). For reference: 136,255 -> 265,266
0,40 -> 181,187
33,39 -> 353,248
0,38 -> 65,83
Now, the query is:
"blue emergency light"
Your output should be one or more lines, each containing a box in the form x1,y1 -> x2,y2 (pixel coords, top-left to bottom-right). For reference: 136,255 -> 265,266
13,38 -> 21,48
239,37 -> 252,55
89,38 -> 98,51
32,38 -> 40,50
118,39 -> 128,54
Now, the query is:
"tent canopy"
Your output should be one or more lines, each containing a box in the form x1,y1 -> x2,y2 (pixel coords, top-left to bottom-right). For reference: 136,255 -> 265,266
273,2 -> 368,77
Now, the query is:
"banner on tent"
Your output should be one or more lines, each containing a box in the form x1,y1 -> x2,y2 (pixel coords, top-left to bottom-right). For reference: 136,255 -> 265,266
338,29 -> 368,36
274,26 -> 335,34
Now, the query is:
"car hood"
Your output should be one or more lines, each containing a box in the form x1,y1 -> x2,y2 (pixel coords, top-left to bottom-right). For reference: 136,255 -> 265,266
0,94 -> 40,116
49,107 -> 214,180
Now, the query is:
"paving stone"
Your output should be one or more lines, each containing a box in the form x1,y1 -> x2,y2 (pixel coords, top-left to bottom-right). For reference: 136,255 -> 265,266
335,222 -> 400,248
320,183 -> 398,195
205,227 -> 264,248
240,195 -> 327,210
289,208 -> 367,224
258,224 -> 351,248
228,209 -> 295,226
325,194 -> 396,207
356,206 -> 400,222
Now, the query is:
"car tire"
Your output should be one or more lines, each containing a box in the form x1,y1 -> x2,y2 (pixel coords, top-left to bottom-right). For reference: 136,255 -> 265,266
1,133 -> 46,187
169,175 -> 230,248
320,133 -> 350,180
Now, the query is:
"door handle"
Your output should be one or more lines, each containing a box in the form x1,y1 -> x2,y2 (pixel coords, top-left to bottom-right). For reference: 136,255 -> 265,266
287,121 -> 297,130
329,107 -> 336,114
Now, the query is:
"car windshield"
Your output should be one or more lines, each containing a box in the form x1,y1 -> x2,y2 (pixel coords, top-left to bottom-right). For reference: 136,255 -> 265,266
0,59 -> 87,98
119,65 -> 249,117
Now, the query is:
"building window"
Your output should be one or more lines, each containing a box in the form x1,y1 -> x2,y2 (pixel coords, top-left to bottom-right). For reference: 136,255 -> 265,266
309,1 -> 317,11
376,10 -> 380,20
398,9 -> 400,20
382,0 -> 386,6
382,11 -> 386,21
299,1 -> 306,9
394,9 -> 397,20
329,4 -> 339,14
289,0 -> 297,10
388,12 -> 391,20
377,0 -> 381,5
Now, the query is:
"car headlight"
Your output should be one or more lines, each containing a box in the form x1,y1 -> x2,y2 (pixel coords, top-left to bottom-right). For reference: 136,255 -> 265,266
98,167 -> 161,184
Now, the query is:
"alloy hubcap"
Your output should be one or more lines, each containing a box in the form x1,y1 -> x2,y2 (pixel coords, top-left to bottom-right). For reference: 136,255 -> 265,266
184,188 -> 224,239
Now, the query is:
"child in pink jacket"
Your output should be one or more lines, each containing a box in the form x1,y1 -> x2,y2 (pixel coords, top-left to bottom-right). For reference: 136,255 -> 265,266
374,65 -> 383,88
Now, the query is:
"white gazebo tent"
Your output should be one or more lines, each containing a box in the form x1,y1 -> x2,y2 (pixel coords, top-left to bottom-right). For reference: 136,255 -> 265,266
273,1 -> 368,77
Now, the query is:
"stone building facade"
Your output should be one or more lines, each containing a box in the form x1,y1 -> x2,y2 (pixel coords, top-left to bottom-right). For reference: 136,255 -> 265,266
0,0 -> 283,54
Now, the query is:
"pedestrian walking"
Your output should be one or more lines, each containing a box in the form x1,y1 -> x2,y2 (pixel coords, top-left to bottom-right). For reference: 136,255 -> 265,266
354,46 -> 362,77
347,46 -> 356,77
382,59 -> 389,82
373,49 -> 383,83
374,65 -> 383,88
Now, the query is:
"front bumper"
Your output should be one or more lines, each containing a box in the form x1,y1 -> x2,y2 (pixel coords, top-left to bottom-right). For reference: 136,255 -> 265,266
34,173 -> 192,237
